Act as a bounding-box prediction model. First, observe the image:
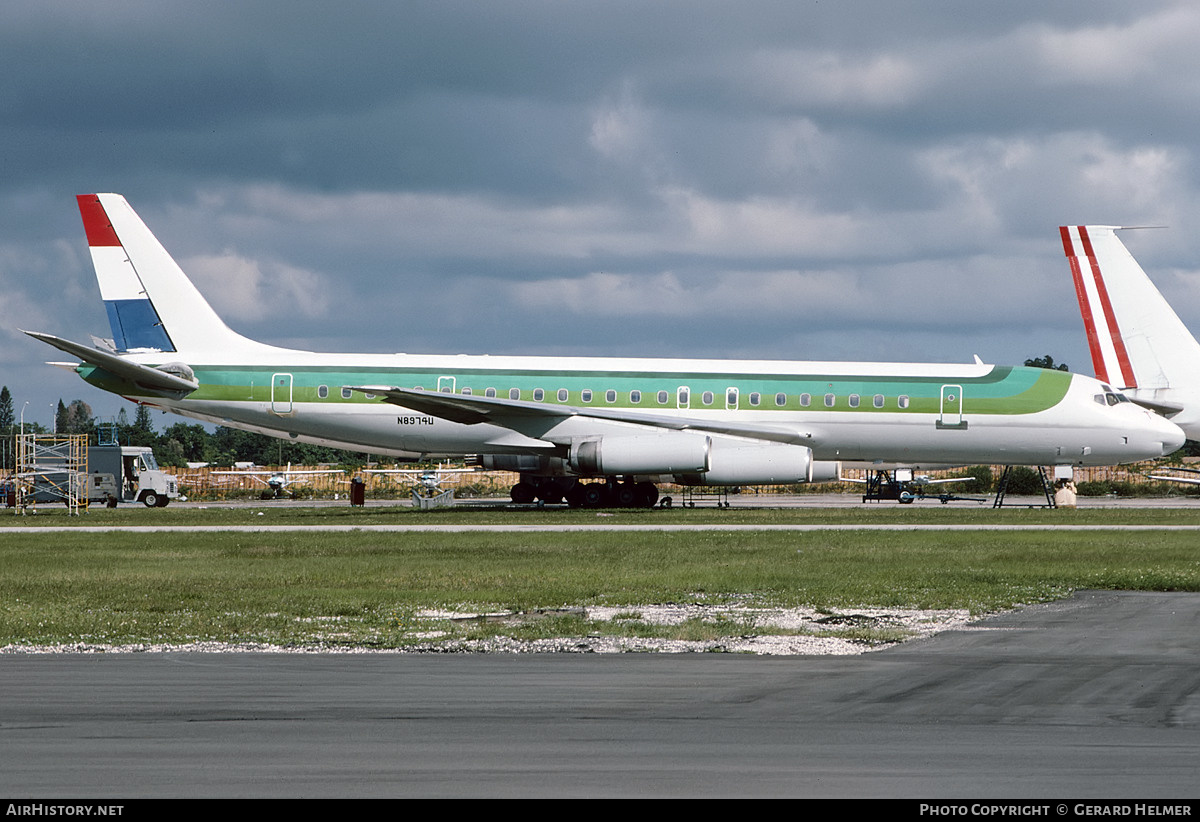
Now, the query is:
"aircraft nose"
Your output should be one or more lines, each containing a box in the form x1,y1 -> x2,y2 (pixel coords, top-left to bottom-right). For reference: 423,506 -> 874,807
1159,416 -> 1187,455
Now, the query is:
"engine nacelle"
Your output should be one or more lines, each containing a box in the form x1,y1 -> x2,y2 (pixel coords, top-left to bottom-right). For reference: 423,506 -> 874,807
810,460 -> 842,483
570,434 -> 711,476
471,453 -> 556,473
675,442 -> 818,485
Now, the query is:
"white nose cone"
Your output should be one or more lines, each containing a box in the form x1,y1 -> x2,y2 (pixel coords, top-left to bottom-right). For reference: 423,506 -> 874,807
1157,414 -> 1187,456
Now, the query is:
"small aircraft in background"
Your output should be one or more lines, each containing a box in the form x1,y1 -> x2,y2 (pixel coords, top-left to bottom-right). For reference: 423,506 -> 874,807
842,468 -> 981,504
361,465 -> 476,495
210,463 -> 343,499
1145,465 -> 1200,486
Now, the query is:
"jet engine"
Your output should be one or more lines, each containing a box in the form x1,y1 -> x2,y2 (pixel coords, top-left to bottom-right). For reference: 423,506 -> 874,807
675,441 -> 828,485
569,434 -> 711,475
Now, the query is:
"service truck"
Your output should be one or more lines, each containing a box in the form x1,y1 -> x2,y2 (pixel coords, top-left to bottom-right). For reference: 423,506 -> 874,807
25,445 -> 180,508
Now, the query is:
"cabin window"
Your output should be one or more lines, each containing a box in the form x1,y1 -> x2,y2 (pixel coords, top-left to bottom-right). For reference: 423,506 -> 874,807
798,393 -> 810,407
701,391 -> 714,405
630,390 -> 641,404
824,393 -> 836,408
582,389 -> 593,403
873,394 -> 884,408
657,390 -> 669,404
678,387 -> 690,406
485,387 -> 496,398
461,387 -> 472,395
749,392 -> 761,406
509,388 -> 520,400
318,385 -> 328,399
533,388 -> 545,402
726,389 -> 738,407
898,395 -> 910,409
557,388 -> 568,402
848,394 -> 860,408
778,393 -> 790,407
341,387 -> 353,399
605,389 -> 617,403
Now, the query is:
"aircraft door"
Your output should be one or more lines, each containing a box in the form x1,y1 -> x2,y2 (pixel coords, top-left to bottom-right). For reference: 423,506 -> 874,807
271,373 -> 294,415
437,376 -> 456,393
937,384 -> 966,429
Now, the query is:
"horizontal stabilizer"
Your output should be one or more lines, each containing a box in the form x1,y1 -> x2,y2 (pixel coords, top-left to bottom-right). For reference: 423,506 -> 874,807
1127,396 -> 1185,417
23,330 -> 199,396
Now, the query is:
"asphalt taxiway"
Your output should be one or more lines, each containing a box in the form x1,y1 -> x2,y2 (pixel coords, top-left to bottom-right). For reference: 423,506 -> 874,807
2,590 -> 1198,797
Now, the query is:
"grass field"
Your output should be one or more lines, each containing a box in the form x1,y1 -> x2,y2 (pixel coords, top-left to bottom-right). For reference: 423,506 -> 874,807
8,500 -> 1200,526
2,502 -> 1199,651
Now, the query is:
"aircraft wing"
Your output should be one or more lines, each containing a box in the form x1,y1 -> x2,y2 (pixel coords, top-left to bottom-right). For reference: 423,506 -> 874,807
349,385 -> 818,446
23,331 -> 199,396
1149,473 -> 1200,486
210,469 -> 341,477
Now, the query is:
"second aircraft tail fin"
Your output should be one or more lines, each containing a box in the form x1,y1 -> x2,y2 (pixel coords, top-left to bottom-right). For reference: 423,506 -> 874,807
1059,225 -> 1200,392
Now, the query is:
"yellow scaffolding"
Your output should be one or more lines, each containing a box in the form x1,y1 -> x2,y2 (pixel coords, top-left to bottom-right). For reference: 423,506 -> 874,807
14,433 -> 89,515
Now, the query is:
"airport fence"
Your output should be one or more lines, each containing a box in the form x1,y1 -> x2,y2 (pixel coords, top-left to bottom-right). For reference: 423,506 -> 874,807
161,458 -> 1200,501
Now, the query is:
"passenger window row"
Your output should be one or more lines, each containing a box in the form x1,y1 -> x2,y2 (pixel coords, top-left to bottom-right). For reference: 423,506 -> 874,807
317,384 -> 913,409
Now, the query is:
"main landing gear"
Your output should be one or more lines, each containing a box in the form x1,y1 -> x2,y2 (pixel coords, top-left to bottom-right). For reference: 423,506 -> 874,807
511,478 -> 659,509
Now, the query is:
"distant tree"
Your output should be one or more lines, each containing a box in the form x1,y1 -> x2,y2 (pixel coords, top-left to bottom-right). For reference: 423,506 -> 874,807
63,399 -> 93,435
159,422 -> 215,464
53,399 -> 94,436
0,386 -> 12,470
0,386 -> 13,435
129,404 -> 156,447
55,399 -> 68,434
1024,355 -> 1069,372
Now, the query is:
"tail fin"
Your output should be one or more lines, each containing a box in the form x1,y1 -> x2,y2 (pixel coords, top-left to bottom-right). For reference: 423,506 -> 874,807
77,194 -> 257,354
1059,225 -> 1200,392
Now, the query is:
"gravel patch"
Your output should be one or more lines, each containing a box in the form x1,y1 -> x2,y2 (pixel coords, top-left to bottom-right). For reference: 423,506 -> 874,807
0,603 -> 974,655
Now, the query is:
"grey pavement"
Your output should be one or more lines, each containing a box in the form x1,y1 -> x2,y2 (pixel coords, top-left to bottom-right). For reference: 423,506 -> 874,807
1,590 -> 1198,798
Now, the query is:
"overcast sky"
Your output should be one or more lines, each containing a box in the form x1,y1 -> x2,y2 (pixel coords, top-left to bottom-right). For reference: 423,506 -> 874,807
6,1 -> 1200,427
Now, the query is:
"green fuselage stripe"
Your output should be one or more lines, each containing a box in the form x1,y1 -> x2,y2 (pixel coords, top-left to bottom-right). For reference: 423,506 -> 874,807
82,363 -> 1071,417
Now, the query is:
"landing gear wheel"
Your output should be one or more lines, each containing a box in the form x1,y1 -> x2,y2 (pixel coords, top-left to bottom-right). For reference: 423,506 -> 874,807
615,483 -> 637,507
582,483 -> 607,508
510,482 -> 536,504
634,482 -> 659,509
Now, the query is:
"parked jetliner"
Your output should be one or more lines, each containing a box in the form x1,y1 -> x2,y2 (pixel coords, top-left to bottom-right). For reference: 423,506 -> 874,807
22,195 -> 1184,508
1061,225 -> 1200,439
